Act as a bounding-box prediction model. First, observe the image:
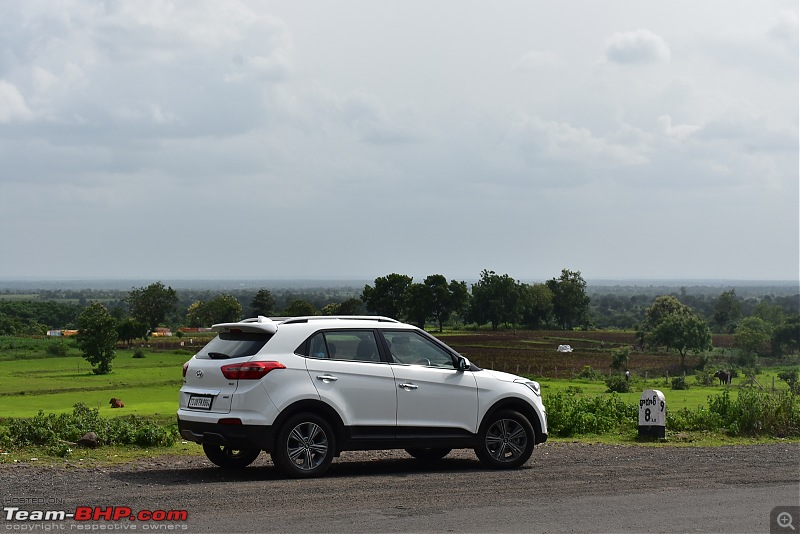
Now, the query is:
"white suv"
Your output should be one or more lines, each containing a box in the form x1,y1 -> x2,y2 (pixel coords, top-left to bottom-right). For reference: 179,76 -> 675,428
178,316 -> 547,478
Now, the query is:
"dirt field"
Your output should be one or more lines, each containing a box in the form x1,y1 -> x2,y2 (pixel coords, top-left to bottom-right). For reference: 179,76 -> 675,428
437,330 -> 735,378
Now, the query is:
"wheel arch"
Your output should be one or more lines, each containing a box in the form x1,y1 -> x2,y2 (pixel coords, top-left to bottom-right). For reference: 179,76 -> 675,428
269,399 -> 346,453
481,398 -> 545,444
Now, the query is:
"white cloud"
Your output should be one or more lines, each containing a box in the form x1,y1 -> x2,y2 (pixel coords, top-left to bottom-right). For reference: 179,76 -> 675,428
657,115 -> 701,141
513,50 -> 561,70
0,81 -> 32,122
0,0 -> 795,281
605,29 -> 671,64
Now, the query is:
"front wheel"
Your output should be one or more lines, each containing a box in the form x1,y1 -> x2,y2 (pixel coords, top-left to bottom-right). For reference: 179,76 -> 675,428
474,410 -> 534,469
202,443 -> 261,469
272,412 -> 335,478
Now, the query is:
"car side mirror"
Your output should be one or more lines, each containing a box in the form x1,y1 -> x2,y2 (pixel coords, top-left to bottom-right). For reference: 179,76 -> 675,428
456,356 -> 471,371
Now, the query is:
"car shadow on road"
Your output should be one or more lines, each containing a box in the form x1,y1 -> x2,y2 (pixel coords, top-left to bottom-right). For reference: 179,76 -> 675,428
108,456 -> 520,485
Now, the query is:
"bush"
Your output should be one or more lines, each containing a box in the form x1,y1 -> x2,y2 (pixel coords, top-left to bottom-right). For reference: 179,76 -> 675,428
610,348 -> 629,372
605,374 -> 630,393
546,390 -> 636,437
778,370 -> 800,395
671,376 -> 690,390
1,403 -> 178,449
46,341 -> 69,357
694,371 -> 715,387
668,389 -> 800,437
132,349 -> 145,359
576,365 -> 602,380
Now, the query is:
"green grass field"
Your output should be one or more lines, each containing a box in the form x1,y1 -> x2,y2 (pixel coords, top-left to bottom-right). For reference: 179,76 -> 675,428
0,342 -> 793,419
0,349 -> 188,418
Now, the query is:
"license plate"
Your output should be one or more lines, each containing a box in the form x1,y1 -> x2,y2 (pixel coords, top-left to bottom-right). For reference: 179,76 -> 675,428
188,395 -> 213,410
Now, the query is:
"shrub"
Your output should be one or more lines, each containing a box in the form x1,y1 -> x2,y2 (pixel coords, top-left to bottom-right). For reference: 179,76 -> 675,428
668,389 -> 800,437
576,365 -> 602,380
46,342 -> 69,357
546,390 -> 636,437
694,371 -> 715,387
777,370 -> 800,395
132,349 -> 145,359
671,376 -> 690,390
609,348 -> 629,372
605,374 -> 630,393
1,403 -> 178,449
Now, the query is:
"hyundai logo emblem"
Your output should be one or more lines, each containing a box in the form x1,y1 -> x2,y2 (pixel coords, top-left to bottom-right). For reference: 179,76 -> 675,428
196,369 -> 204,378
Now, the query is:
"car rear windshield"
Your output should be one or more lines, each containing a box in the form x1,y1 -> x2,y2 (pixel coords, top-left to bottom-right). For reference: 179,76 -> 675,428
195,332 -> 273,360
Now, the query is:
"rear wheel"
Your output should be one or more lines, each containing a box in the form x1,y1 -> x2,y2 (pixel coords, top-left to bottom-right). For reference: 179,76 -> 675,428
405,448 -> 451,462
474,410 -> 534,469
272,412 -> 335,478
202,443 -> 260,469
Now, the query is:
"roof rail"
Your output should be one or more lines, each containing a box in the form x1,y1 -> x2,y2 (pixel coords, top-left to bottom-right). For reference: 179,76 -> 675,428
279,316 -> 399,325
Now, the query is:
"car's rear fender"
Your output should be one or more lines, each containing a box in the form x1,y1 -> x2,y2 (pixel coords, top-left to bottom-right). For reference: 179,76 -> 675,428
268,399 -> 347,455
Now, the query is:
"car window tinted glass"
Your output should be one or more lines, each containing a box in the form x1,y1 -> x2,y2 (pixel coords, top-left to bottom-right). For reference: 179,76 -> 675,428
304,330 -> 382,362
195,332 -> 273,360
382,331 -> 454,368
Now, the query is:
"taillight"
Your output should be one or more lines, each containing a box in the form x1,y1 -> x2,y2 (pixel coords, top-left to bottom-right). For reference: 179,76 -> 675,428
220,361 -> 285,380
182,361 -> 190,377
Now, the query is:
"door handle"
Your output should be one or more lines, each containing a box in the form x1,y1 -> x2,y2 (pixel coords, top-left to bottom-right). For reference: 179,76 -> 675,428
316,374 -> 338,382
398,383 -> 418,390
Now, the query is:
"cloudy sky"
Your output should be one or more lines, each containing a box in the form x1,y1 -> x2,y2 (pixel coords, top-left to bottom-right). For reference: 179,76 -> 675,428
1,1 -> 797,282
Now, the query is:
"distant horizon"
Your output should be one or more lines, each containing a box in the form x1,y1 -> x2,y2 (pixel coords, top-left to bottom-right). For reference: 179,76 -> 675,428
1,276 -> 797,289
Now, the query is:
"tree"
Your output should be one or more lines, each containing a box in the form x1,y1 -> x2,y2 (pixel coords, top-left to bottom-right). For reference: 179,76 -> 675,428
127,282 -> 178,332
771,314 -> 800,357
320,298 -> 364,316
337,298 -> 365,315
361,273 -> 413,319
546,269 -> 590,330
187,295 -> 243,326
734,316 -> 772,367
75,302 -> 118,375
713,289 -> 741,333
448,279 -> 470,323
284,299 -> 317,317
520,283 -> 553,329
648,312 -> 712,369
424,275 -> 469,332
404,283 -> 431,329
116,318 -> 147,347
468,270 -> 522,330
249,289 -> 276,317
637,295 -> 686,349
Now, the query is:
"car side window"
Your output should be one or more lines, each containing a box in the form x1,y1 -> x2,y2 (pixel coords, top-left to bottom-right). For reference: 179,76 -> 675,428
382,331 -> 455,368
304,330 -> 382,363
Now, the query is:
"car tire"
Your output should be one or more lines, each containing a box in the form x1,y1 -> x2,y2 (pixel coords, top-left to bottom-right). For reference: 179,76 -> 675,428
272,412 -> 335,478
405,448 -> 451,462
474,409 -> 535,469
202,443 -> 261,469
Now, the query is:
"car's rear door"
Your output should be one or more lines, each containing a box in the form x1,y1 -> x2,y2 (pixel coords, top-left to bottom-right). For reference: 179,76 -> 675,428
302,330 -> 397,431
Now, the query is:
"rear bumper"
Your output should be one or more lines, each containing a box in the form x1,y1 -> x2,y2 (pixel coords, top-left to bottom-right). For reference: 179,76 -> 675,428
178,418 -> 274,452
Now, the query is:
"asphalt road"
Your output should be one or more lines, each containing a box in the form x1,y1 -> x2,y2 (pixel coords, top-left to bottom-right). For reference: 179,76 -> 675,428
1,442 -> 798,533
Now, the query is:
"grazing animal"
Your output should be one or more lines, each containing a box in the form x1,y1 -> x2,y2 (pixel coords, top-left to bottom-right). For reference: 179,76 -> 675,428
109,397 -> 125,408
713,370 -> 732,386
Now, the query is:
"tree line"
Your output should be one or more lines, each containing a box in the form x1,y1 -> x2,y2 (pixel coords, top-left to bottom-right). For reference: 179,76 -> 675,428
1,272 -> 797,374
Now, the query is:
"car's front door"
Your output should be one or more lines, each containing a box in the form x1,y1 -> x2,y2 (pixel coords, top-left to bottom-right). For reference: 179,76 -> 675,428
382,330 -> 479,434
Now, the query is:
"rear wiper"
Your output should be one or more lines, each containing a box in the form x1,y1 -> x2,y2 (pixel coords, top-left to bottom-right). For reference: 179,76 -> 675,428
207,352 -> 231,360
